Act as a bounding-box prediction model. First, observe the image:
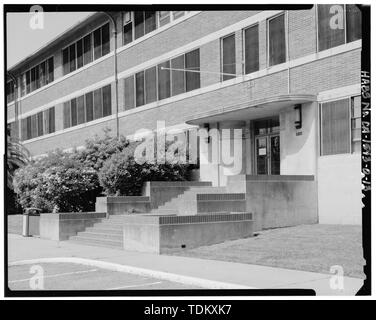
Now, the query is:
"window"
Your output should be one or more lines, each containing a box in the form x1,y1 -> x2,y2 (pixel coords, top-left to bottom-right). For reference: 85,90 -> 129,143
351,96 -> 361,153
69,43 -> 76,72
145,67 -> 157,104
21,74 -> 26,97
30,67 -> 36,91
20,106 -> 55,141
102,23 -> 110,56
173,11 -> 185,20
6,81 -> 14,104
171,55 -> 185,96
26,70 -> 31,94
268,14 -> 286,66
158,11 -> 170,27
93,27 -> 102,60
145,11 -> 156,34
76,39 -> 84,69
102,84 -> 112,117
244,24 -> 259,74
35,65 -> 40,89
63,23 -> 110,76
123,12 -> 133,45
63,101 -> 71,129
317,4 -> 361,52
85,91 -> 94,122
93,88 -> 103,120
185,49 -> 200,92
83,34 -> 93,65
77,95 -> 85,125
71,98 -> 77,126
123,48 -> 201,108
37,112 -> 44,137
30,115 -> 37,139
47,107 -> 55,133
124,75 -> 135,110
320,99 -> 350,155
158,61 -> 171,100
221,34 -> 236,81
135,71 -> 145,107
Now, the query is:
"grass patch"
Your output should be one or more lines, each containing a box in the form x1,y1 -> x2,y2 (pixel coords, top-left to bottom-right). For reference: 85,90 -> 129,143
164,224 -> 366,279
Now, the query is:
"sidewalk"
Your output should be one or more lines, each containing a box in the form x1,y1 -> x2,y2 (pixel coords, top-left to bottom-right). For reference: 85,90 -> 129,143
7,234 -> 364,295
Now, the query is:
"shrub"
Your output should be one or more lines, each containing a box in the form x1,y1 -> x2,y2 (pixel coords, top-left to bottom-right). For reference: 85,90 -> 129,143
13,151 -> 98,213
98,141 -> 189,196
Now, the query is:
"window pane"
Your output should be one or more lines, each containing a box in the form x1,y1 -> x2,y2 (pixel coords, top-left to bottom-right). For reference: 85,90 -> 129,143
93,88 -> 103,119
26,117 -> 32,140
222,34 -> 236,81
134,11 -> 145,39
85,91 -> 94,122
321,99 -> 350,155
71,99 -> 77,126
269,14 -> 286,66
145,67 -> 157,104
244,25 -> 259,74
63,101 -> 71,129
69,43 -> 76,72
93,27 -> 102,60
123,22 -> 133,45
185,49 -> 200,92
63,47 -> 70,75
101,23 -> 110,56
35,65 -> 40,89
43,109 -> 49,134
135,71 -> 145,107
83,34 -> 93,65
124,75 -> 135,110
21,118 -> 28,141
26,70 -> 31,93
30,67 -> 36,91
171,55 -> 185,96
346,4 -> 362,43
21,73 -> 26,97
317,4 -> 345,51
145,11 -> 156,34
48,107 -> 55,133
76,39 -> 83,69
30,115 -> 37,139
39,61 -> 46,87
102,84 -> 112,116
173,11 -> 185,20
77,95 -> 85,125
159,11 -> 170,27
158,61 -> 171,100
37,112 -> 44,136
47,57 -> 54,83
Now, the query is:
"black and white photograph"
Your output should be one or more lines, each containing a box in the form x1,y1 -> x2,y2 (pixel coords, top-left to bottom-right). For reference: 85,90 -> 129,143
1,2 -> 372,303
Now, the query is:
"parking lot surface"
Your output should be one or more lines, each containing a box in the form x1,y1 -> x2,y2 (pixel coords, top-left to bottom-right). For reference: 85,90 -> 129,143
8,262 -> 201,291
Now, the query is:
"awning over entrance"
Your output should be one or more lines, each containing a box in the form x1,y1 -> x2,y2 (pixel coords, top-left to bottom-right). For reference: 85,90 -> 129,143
186,94 -> 317,125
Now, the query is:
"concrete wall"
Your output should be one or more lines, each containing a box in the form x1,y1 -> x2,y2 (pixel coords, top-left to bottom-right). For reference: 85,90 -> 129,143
280,102 -> 317,175
39,212 -> 106,241
227,175 -> 318,231
96,196 -> 151,215
317,154 -> 362,225
122,213 -> 254,254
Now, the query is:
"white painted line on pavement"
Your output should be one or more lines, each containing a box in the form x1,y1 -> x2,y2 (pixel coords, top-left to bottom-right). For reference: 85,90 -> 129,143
107,281 -> 163,290
9,257 -> 255,290
9,269 -> 98,283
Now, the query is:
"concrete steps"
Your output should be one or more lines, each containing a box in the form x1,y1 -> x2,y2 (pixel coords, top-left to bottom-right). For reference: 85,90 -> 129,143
69,214 -> 127,249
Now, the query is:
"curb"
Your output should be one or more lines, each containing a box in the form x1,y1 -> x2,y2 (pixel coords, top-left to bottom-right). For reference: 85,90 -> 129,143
9,257 -> 255,290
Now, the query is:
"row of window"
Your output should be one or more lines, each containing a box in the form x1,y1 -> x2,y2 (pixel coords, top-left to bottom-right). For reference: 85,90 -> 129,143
123,49 -> 200,109
320,95 -> 361,156
6,81 -> 15,104
19,57 -> 54,97
220,5 -> 361,77
62,23 -> 110,76
63,84 -> 112,129
21,107 -> 55,141
123,11 -> 189,46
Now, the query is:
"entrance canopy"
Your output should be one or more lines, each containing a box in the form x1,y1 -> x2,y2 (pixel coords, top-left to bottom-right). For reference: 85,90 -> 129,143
186,94 -> 317,125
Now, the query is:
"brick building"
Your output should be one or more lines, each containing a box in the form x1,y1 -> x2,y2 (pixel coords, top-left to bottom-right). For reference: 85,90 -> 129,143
7,6 -> 362,225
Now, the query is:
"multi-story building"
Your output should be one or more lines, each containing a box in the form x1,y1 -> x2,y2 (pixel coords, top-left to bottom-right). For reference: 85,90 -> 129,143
7,6 -> 362,224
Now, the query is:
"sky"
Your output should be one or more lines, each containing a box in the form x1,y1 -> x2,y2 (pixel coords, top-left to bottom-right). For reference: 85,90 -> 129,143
6,12 -> 94,68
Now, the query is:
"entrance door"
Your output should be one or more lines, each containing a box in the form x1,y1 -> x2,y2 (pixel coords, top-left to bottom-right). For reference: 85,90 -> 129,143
254,118 -> 280,175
